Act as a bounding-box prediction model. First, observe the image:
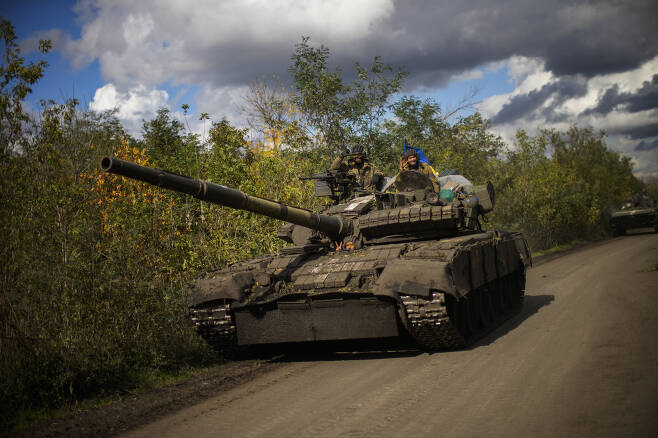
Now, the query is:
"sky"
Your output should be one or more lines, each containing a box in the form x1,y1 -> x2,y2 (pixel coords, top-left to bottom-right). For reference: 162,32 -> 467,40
2,0 -> 657,178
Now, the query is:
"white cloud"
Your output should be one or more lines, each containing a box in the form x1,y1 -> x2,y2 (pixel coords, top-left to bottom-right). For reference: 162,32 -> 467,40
63,0 -> 395,89
166,84 -> 253,142
87,82 -> 256,140
476,56 -> 554,117
194,84 -> 249,126
453,68 -> 484,82
505,56 -> 548,87
90,83 -> 169,135
477,55 -> 658,177
122,13 -> 154,45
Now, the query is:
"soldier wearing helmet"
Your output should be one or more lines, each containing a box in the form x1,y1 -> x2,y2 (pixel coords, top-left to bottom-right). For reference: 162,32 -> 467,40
329,145 -> 384,192
400,148 -> 440,192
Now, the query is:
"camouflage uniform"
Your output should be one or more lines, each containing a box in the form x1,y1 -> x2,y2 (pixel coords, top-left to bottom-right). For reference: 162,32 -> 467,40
330,156 -> 384,192
400,161 -> 440,193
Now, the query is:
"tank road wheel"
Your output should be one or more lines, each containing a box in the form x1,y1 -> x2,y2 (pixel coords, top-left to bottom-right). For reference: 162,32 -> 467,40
402,293 -> 468,351
447,294 -> 469,337
189,301 -> 240,359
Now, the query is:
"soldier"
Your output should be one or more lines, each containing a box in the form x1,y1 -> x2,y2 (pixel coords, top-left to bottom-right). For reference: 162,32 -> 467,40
400,148 -> 440,192
329,145 -> 384,192
639,188 -> 652,208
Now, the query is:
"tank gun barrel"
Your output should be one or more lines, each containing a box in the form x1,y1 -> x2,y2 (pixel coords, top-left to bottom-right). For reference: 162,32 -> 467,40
100,156 -> 348,238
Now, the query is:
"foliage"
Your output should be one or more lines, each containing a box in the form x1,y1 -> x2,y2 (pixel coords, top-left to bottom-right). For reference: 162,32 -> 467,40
287,36 -> 406,158
0,96 -> 321,429
0,18 -> 51,152
645,175 -> 658,201
379,97 -> 505,177
242,78 -> 305,150
489,127 -> 638,249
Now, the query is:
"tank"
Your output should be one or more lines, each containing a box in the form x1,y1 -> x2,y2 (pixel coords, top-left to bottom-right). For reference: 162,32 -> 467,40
101,156 -> 532,356
610,197 -> 657,236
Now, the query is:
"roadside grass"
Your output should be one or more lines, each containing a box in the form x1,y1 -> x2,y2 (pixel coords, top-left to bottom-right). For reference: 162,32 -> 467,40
530,239 -> 583,259
9,363 -> 225,434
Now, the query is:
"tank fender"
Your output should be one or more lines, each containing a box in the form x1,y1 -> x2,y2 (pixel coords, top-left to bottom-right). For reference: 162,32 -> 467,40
373,259 -> 456,299
514,236 -> 533,268
189,271 -> 255,306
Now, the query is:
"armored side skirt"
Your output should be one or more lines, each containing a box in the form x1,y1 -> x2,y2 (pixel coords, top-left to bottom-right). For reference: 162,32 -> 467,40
233,297 -> 399,345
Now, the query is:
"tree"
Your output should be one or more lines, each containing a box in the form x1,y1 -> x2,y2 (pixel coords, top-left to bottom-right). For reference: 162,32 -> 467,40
205,118 -> 253,188
346,56 -> 406,151
288,36 -> 406,158
288,37 -> 347,153
549,126 -> 638,208
381,97 -> 504,180
435,113 -> 505,182
489,127 -> 641,250
0,18 -> 51,153
140,108 -> 201,174
241,78 -> 312,154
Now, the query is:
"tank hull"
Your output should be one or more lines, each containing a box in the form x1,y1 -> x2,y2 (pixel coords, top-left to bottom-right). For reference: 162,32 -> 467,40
189,230 -> 531,356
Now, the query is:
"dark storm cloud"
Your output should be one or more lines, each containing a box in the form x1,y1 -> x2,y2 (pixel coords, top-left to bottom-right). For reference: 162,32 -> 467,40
202,43 -> 295,87
635,138 -> 658,151
582,85 -> 623,116
491,86 -> 554,124
617,123 -> 658,140
491,77 -> 588,124
626,75 -> 658,112
583,75 -> 658,116
356,0 -> 658,90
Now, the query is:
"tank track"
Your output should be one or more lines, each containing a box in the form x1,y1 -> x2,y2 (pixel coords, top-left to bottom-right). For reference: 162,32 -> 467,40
400,293 -> 467,350
189,302 -> 238,355
400,270 -> 525,351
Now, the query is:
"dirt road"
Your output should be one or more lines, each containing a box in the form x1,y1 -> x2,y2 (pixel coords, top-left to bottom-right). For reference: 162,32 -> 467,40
121,234 -> 658,438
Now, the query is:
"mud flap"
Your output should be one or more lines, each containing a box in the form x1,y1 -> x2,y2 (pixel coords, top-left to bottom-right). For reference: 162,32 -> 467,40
233,297 -> 399,345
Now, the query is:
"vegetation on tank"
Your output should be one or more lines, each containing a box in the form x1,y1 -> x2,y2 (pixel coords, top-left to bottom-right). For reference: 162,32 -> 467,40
0,19 -> 652,430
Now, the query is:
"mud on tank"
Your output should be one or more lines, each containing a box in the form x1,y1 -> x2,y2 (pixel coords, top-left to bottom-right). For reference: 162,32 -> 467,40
101,156 -> 532,357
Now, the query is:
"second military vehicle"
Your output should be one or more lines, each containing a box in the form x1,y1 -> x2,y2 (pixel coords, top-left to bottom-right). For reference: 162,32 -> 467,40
610,196 -> 657,236
101,156 -> 531,356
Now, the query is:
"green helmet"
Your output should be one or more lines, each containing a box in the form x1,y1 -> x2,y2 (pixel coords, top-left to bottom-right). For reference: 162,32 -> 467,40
351,145 -> 365,156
